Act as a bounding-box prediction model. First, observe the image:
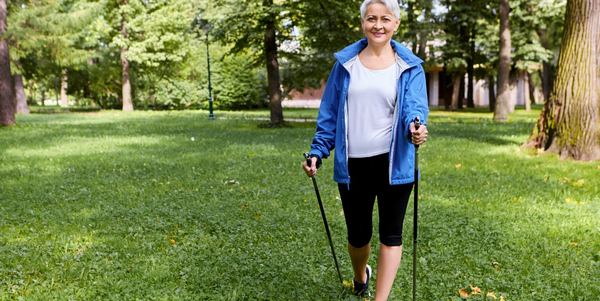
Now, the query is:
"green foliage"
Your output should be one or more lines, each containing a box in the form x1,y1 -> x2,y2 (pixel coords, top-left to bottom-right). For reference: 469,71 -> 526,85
472,15 -> 499,77
213,53 -> 267,110
439,0 -> 496,75
208,0 -> 364,92
117,0 -> 197,69
8,0 -> 101,87
397,0 -> 437,56
512,42 -> 552,72
9,0 -> 266,110
435,0 -> 566,78
135,76 -> 203,110
282,0 -> 363,90
128,39 -> 267,110
510,0 -> 566,72
1,110 -> 598,300
7,0 -> 569,110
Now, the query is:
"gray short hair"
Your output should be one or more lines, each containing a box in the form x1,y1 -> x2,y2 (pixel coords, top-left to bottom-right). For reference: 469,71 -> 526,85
360,0 -> 401,20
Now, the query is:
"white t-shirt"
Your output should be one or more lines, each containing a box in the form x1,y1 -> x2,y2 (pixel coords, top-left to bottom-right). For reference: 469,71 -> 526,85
347,58 -> 399,158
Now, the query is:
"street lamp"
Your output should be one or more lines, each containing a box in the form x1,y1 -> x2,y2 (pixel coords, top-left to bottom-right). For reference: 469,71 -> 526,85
195,16 -> 215,120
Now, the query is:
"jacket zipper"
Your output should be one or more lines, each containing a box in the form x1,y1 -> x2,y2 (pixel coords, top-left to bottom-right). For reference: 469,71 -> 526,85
389,92 -> 400,185
340,58 -> 354,187
344,79 -> 350,188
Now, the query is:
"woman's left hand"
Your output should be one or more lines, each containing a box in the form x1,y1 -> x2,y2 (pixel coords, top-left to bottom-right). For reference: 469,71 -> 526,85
410,122 -> 428,145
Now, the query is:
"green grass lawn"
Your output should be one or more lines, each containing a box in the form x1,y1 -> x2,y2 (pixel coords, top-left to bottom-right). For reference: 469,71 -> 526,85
1,109 -> 598,300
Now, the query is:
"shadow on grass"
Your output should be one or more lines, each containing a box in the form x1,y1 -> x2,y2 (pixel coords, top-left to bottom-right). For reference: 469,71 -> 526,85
430,119 -> 534,146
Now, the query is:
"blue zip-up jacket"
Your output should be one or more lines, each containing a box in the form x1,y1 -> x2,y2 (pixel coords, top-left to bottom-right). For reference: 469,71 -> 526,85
308,38 -> 429,185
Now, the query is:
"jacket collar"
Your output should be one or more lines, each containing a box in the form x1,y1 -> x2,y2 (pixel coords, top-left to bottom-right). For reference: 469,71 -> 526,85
334,38 -> 423,69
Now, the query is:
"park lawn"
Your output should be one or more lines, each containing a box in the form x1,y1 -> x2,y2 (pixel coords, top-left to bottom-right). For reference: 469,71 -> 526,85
0,109 -> 598,300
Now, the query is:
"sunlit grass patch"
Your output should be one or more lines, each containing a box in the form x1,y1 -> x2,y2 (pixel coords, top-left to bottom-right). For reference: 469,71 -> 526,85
6,136 -> 163,158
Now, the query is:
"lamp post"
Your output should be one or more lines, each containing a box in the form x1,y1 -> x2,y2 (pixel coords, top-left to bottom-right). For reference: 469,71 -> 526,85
196,16 -> 214,120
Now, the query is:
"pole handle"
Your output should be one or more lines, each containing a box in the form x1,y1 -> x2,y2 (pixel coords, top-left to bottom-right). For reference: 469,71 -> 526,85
304,152 -> 321,170
413,117 -> 421,150
303,152 -> 312,167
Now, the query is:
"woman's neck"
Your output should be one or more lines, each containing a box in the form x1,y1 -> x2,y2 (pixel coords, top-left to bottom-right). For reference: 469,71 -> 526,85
363,42 -> 394,58
359,42 -> 396,70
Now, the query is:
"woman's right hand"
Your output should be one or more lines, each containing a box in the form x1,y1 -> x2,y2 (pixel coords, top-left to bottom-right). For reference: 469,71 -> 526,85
302,157 -> 318,177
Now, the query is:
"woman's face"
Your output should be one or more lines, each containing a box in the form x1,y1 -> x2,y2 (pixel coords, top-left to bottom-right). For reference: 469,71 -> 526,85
361,3 -> 400,46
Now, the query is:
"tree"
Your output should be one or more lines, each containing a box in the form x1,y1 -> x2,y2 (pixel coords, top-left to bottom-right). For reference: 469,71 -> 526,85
472,17 -> 500,112
209,0 -> 288,125
9,0 -> 198,110
414,0 -> 434,60
104,0 -> 199,111
14,74 -> 28,114
531,0 -> 566,102
9,0 -> 102,109
210,0 -> 364,125
282,0 -> 362,92
511,0 -> 566,110
118,0 -> 133,111
526,0 -> 599,161
262,0 -> 283,125
399,0 -> 435,59
439,0 -> 495,110
0,0 -> 15,126
494,0 -> 511,122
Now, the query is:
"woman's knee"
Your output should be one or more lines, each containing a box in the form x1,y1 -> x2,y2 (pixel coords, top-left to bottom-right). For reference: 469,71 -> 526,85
348,230 -> 372,248
379,234 -> 402,247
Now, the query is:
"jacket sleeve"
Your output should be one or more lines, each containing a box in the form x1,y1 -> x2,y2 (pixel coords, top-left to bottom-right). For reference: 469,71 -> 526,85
401,65 -> 429,138
308,62 -> 342,159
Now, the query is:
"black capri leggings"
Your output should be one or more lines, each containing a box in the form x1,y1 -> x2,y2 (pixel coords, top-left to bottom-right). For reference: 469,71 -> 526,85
338,153 -> 413,247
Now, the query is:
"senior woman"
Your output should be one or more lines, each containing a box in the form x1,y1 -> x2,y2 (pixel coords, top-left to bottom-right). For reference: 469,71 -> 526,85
302,0 -> 429,299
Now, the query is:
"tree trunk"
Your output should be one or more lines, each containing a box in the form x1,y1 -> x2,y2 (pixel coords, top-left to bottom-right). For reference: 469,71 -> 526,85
527,0 -> 600,161
0,0 -> 15,126
540,62 -> 554,102
451,74 -> 461,110
60,69 -> 68,107
538,29 -> 555,103
263,0 -> 284,125
515,71 -> 530,111
528,72 -> 537,106
54,77 -> 59,104
494,0 -> 512,122
14,74 -> 29,114
408,0 -> 417,53
120,0 -> 133,112
467,32 -> 475,108
488,75 -> 496,112
417,2 -> 431,60
417,33 -> 427,60
524,72 -> 531,111
458,74 -> 465,109
441,69 -> 452,110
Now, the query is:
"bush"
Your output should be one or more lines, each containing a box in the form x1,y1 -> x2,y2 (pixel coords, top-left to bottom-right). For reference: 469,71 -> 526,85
213,54 -> 268,110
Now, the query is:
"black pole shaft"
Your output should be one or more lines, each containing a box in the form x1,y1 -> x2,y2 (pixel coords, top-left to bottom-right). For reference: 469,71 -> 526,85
412,149 -> 418,301
311,176 -> 343,285
206,31 -> 214,119
413,119 -> 420,301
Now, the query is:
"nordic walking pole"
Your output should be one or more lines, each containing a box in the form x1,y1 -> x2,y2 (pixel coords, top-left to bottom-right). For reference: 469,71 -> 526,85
304,153 -> 343,286
412,117 -> 421,301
